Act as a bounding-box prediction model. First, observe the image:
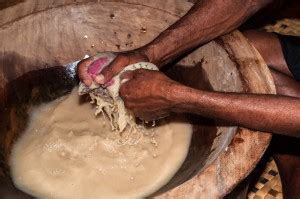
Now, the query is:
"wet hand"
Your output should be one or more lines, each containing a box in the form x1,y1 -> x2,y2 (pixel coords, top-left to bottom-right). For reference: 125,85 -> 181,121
119,69 -> 180,121
77,51 -> 149,87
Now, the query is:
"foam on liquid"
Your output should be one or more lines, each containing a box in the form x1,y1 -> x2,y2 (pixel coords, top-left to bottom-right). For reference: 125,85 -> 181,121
10,89 -> 192,199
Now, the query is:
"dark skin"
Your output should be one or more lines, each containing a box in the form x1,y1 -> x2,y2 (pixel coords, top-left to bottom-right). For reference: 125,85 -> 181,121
120,69 -> 300,137
79,0 -> 273,85
244,30 -> 300,199
78,0 -> 300,137
78,0 -> 300,197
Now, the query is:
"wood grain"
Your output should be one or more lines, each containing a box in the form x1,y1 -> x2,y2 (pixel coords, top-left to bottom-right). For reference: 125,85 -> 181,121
0,1 -> 274,198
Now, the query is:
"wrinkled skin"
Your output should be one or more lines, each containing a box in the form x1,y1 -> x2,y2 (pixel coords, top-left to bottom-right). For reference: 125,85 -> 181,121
77,51 -> 149,86
76,0 -> 300,197
119,69 -> 179,121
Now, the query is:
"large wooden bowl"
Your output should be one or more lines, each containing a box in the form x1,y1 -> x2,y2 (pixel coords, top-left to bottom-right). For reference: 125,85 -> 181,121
0,1 -> 275,198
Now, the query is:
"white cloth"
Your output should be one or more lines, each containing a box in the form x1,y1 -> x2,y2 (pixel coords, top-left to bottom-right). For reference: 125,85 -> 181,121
79,53 -> 159,132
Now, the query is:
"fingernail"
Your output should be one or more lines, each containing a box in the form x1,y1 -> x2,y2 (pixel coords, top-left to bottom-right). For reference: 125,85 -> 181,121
95,75 -> 105,84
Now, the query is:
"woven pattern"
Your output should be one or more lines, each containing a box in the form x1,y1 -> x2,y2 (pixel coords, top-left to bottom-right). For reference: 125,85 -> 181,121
264,19 -> 300,36
247,18 -> 300,199
248,159 -> 283,199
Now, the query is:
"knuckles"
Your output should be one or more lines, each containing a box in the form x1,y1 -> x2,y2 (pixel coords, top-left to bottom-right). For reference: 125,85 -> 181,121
123,101 -> 134,110
119,84 -> 129,98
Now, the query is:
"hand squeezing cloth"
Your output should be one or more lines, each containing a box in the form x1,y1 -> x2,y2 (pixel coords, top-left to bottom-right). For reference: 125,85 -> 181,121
78,52 -> 159,144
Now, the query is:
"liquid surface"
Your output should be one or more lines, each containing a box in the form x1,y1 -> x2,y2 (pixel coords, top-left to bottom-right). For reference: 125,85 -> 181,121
10,89 -> 192,199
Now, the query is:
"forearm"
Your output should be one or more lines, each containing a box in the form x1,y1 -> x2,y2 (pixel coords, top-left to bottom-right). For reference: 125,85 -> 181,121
171,85 -> 300,137
141,0 -> 272,67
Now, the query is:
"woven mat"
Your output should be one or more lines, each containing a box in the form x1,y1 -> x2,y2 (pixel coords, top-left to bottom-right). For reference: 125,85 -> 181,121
247,18 -> 300,199
264,19 -> 300,36
248,158 -> 283,199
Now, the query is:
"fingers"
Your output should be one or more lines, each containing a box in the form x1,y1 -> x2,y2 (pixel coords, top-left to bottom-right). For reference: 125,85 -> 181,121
120,69 -> 151,81
79,54 -> 116,85
124,102 -> 170,121
87,56 -> 110,76
119,70 -> 140,98
119,69 -> 151,97
103,79 -> 115,87
77,58 -> 94,86
97,56 -> 128,84
135,110 -> 170,121
119,81 -> 130,99
120,71 -> 135,81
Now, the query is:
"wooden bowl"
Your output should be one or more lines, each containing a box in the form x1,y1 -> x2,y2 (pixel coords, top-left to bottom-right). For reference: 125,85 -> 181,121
0,1 -> 275,198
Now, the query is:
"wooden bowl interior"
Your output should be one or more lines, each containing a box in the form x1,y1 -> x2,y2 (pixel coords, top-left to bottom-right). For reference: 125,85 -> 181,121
0,1 -> 253,197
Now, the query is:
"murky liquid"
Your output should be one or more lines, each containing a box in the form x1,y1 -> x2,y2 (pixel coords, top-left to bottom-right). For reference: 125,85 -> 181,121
10,89 -> 192,199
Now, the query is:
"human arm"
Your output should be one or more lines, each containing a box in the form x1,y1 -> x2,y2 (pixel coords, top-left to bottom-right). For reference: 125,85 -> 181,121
141,0 -> 273,67
174,85 -> 300,137
78,0 -> 273,85
120,70 -> 300,137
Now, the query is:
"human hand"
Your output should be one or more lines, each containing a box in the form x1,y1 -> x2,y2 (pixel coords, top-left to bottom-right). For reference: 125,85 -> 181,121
119,69 -> 181,121
77,50 -> 149,87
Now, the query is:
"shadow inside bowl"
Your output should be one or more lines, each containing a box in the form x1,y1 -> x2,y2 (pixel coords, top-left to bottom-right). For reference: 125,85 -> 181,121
0,61 -> 225,198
